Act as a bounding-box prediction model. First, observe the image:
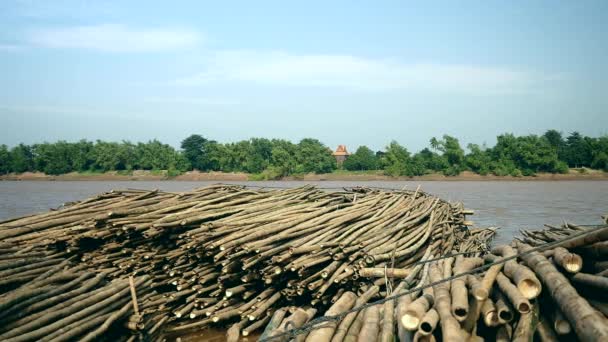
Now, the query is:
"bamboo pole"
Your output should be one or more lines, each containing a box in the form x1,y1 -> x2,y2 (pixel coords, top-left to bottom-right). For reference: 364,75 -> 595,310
517,242 -> 608,341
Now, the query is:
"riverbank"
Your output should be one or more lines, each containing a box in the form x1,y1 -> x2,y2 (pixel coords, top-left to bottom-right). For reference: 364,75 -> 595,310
1,169 -> 607,181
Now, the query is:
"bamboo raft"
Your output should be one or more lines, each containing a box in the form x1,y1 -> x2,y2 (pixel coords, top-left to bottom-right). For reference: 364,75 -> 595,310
0,184 -> 607,341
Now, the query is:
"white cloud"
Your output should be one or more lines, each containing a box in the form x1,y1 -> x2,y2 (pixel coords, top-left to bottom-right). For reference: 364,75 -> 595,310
173,50 -> 553,94
27,24 -> 201,52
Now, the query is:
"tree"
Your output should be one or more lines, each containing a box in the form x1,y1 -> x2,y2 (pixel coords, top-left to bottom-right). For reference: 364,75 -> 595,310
0,145 -> 10,174
383,141 -> 415,177
181,134 -> 215,171
564,132 -> 592,167
205,142 -> 228,171
90,141 -> 134,171
465,144 -> 491,175
295,139 -> 336,174
9,144 -> 34,173
429,135 -> 465,176
71,140 -> 94,172
592,152 -> 608,171
32,141 -> 74,175
489,133 -> 563,175
590,136 -> 608,171
245,138 -> 273,173
134,140 -> 186,171
414,148 -> 447,173
343,146 -> 378,171
265,140 -> 296,176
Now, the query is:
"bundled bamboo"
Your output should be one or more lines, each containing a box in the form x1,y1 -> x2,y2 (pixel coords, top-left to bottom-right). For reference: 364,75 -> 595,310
1,185 -> 488,340
0,246 -> 159,342
264,219 -> 608,342
4,184 -> 608,340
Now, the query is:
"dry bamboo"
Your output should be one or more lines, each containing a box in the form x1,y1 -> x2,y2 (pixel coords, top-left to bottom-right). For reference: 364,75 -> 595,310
552,247 -> 583,273
517,242 -> 608,341
358,268 -> 411,278
495,273 -> 531,313
428,262 -> 467,342
492,245 -> 541,299
536,314 -> 559,342
418,309 -> 439,336
305,291 -> 357,342
379,298 -> 395,342
0,185 -> 500,341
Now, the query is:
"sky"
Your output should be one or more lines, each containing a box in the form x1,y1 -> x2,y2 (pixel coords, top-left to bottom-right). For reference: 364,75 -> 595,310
0,1 -> 607,152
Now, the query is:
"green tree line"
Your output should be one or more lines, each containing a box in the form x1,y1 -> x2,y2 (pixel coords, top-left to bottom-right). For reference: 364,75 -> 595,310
0,130 -> 606,178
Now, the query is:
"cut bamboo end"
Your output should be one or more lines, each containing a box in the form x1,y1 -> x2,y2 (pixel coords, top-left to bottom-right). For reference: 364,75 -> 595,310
419,321 -> 433,334
564,255 -> 583,273
498,310 -> 513,324
554,318 -> 572,335
518,280 -> 541,300
484,311 -> 499,327
418,309 -> 438,336
401,315 -> 421,331
452,306 -> 468,321
516,301 -> 531,314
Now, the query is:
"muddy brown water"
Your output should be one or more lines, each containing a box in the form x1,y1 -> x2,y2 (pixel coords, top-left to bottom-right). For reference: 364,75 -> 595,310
1,180 -> 606,340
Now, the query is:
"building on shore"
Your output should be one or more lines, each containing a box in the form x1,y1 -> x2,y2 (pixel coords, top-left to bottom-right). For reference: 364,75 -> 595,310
332,145 -> 350,166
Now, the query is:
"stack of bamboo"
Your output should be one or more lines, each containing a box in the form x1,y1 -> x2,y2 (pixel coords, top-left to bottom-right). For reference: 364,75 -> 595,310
0,185 -> 491,339
263,221 -> 608,342
0,244 -> 166,342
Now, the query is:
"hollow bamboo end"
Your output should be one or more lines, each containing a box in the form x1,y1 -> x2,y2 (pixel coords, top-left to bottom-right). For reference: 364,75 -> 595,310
498,309 -> 513,323
516,301 -> 531,314
484,312 -> 498,327
453,307 -> 468,321
420,322 -> 433,334
518,279 -> 541,299
565,255 -> 583,273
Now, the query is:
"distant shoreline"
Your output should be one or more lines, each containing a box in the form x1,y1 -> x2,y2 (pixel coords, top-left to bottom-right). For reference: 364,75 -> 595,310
1,170 -> 607,181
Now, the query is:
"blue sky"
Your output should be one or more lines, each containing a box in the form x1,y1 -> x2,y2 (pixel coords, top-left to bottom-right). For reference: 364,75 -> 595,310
0,1 -> 606,152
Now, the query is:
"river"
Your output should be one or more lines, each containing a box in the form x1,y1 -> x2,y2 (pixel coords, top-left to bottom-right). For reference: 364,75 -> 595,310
1,180 -> 607,244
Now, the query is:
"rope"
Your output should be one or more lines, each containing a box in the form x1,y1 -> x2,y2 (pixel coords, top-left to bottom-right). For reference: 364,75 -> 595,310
260,224 -> 608,341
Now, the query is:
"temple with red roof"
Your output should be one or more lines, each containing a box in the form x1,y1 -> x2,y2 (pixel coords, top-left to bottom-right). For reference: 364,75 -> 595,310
332,145 -> 350,166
